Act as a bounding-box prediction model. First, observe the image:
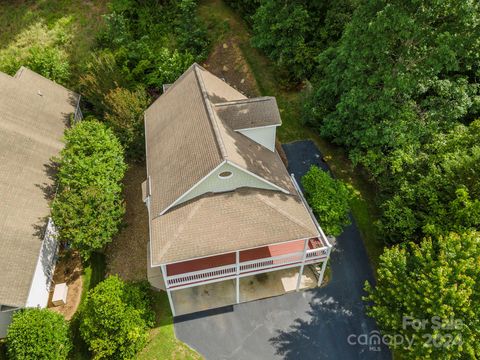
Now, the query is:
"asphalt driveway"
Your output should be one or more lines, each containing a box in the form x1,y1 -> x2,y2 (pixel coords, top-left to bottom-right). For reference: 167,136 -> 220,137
175,140 -> 391,360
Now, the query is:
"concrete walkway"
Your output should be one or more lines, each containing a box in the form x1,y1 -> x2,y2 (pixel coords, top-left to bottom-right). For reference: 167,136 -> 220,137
175,140 -> 391,360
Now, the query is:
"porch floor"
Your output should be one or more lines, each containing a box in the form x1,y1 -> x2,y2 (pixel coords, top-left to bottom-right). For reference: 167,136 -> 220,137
171,266 -> 318,316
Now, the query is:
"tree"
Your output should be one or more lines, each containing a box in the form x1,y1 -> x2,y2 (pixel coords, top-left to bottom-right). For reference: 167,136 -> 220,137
364,232 -> 480,359
51,186 -> 125,260
251,0 -> 356,81
308,0 -> 480,180
6,308 -> 71,360
301,165 -> 351,236
51,120 -> 126,260
379,120 -> 480,244
80,276 -> 154,359
104,87 -> 149,160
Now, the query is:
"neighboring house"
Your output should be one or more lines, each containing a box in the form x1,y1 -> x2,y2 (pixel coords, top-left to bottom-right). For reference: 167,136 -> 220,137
143,63 -> 332,316
0,67 -> 81,337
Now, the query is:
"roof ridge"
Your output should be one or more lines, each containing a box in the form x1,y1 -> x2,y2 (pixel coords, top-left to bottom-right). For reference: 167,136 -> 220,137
214,96 -> 275,107
193,65 -> 229,159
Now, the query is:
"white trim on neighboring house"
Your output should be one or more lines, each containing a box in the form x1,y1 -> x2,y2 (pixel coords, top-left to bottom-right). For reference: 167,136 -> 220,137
227,160 -> 290,194
73,95 -> 83,123
25,217 -> 58,308
158,161 -> 226,216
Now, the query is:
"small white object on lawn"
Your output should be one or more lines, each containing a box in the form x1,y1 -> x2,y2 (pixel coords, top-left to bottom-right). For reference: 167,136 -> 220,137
52,283 -> 68,306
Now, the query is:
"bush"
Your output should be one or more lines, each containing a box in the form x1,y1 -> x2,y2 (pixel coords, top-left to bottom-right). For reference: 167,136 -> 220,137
104,87 -> 149,160
25,46 -> 70,84
301,165 -> 352,236
80,276 -> 154,359
6,308 -> 71,360
365,232 -> 480,359
92,0 -> 207,93
51,120 -> 126,260
79,51 -> 129,115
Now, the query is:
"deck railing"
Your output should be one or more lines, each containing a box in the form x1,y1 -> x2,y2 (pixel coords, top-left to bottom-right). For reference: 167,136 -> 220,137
166,244 -> 329,289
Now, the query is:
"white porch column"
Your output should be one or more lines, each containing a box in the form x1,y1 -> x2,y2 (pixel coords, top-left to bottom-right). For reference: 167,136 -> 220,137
317,246 -> 332,287
161,265 -> 176,317
295,238 -> 309,291
235,251 -> 240,304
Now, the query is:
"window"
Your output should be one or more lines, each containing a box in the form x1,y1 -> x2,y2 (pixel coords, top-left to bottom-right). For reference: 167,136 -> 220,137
218,171 -> 233,179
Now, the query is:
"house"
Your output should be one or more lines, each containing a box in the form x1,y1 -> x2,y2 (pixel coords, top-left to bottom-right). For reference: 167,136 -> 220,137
143,63 -> 331,316
0,67 -> 81,337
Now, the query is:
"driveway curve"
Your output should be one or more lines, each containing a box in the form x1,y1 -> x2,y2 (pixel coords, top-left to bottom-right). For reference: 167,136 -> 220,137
174,140 -> 391,360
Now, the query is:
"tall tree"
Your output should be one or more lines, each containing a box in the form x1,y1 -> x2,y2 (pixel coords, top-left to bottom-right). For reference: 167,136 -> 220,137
308,0 -> 480,179
365,231 -> 480,359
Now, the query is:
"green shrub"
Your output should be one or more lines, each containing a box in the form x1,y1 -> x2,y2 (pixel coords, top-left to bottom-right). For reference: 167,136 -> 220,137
80,276 -> 154,359
80,51 -> 129,115
52,186 -> 125,260
6,308 -> 71,360
104,87 -> 149,160
301,165 -> 352,236
25,46 -> 70,84
51,120 -> 126,260
365,232 -> 480,359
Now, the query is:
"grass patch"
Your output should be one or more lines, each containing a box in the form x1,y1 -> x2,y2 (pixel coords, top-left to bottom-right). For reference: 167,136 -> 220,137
70,252 -> 106,360
0,339 -> 5,360
81,252 -> 106,301
137,291 -> 202,360
199,0 -> 384,270
0,0 -> 108,87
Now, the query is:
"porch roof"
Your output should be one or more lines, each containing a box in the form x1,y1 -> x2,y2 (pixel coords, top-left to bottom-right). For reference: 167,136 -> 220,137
150,188 -> 319,265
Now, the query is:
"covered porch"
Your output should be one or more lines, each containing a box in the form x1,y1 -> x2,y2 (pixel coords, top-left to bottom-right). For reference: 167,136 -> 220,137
158,235 -> 331,316
171,266 -> 319,316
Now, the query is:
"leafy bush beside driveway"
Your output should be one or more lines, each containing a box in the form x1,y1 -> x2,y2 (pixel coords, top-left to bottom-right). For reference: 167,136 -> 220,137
301,165 -> 352,237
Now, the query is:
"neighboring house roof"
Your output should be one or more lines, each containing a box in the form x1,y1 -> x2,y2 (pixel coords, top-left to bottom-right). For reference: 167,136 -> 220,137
0,67 -> 79,308
214,97 -> 281,130
145,63 -> 319,265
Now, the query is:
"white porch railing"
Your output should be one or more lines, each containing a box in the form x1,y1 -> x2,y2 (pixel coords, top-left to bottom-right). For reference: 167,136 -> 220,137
166,245 -> 329,288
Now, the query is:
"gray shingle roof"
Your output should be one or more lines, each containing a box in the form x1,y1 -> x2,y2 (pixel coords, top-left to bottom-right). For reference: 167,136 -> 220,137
145,63 -> 319,265
0,68 -> 79,307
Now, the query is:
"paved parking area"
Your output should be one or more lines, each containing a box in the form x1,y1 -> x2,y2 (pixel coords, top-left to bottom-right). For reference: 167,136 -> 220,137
174,140 -> 391,360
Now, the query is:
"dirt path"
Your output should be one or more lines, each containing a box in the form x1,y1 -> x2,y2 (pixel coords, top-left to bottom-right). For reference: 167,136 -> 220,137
48,251 -> 83,320
105,163 -> 149,281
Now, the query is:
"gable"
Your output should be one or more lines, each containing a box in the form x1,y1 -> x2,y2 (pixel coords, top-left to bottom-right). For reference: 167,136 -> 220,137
236,125 -> 277,152
171,162 -> 279,208
145,66 -> 223,216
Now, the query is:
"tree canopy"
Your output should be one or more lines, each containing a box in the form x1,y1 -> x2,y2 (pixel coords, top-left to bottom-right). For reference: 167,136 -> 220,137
364,232 -> 480,359
6,308 -> 71,360
301,165 -> 352,237
80,276 -> 154,359
51,120 -> 126,260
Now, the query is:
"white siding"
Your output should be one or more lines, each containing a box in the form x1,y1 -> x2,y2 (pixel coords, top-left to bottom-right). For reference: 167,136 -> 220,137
178,163 -> 278,205
0,310 -> 13,338
147,242 -> 166,291
237,126 -> 277,152
25,218 -> 58,308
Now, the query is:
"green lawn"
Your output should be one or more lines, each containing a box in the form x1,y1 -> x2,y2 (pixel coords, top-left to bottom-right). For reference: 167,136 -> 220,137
0,0 -> 108,88
198,0 -> 384,270
137,292 -> 201,360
